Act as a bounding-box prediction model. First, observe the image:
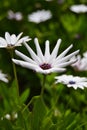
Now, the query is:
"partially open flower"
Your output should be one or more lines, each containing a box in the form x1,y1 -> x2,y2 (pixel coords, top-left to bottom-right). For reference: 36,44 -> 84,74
12,38 -> 79,74
55,75 -> 87,89
0,32 -> 31,48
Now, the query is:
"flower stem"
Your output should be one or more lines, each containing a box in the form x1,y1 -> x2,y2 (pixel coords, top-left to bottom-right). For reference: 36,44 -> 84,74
9,49 -> 19,99
40,74 -> 46,98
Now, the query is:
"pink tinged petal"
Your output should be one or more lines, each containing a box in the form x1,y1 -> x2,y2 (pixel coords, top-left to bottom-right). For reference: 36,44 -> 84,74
34,38 -> 45,62
23,42 -> 42,64
44,40 -> 50,62
0,37 -> 7,47
10,34 -> 17,45
55,50 -> 79,65
5,32 -> 11,44
56,44 -> 73,61
49,39 -> 61,62
15,50 -> 36,64
12,59 -> 39,71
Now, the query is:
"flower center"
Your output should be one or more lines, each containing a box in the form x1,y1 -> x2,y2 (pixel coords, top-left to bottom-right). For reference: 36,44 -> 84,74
40,63 -> 51,70
69,81 -> 76,84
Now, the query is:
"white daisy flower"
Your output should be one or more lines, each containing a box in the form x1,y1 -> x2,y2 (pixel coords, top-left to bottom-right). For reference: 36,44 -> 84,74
70,4 -> 87,13
7,10 -> 23,21
12,38 -> 79,74
0,32 -> 31,48
71,55 -> 87,71
55,75 -> 87,89
28,10 -> 52,23
0,70 -> 8,83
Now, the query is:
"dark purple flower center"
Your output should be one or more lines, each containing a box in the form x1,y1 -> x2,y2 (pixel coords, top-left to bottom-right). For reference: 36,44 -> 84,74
40,63 -> 51,70
69,81 -> 76,84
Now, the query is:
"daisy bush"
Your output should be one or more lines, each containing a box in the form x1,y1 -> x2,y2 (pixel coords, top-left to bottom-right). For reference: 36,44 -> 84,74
0,0 -> 87,130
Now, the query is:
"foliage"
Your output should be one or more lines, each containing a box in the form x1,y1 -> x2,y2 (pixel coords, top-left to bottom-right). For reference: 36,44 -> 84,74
0,0 -> 87,129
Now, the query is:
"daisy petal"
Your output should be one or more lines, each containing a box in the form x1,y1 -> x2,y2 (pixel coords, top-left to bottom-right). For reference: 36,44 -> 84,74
44,40 -> 50,62
15,50 -> 36,64
16,32 -> 23,41
23,42 -> 42,64
12,59 -> 39,71
5,32 -> 11,44
55,50 -> 79,64
34,38 -> 45,62
11,34 -> 17,45
50,39 -> 61,61
0,37 -> 7,47
56,44 -> 73,60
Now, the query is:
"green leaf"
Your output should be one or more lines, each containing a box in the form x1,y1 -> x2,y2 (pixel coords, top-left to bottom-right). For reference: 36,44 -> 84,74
41,117 -> 53,130
20,88 -> 30,104
30,96 -> 47,130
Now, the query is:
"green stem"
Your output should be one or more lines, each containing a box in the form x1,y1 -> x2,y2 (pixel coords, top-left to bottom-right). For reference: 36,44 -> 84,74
9,49 -> 19,98
40,74 -> 46,98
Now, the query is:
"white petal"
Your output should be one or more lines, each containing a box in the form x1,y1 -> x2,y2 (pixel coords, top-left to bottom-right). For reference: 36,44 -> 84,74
34,38 -> 45,62
44,40 -> 50,62
36,67 -> 66,74
5,32 -> 11,44
0,37 -> 7,47
15,50 -> 36,64
12,59 -> 39,71
49,39 -> 61,61
1,77 -> 8,83
55,59 -> 76,68
17,36 -> 31,45
11,34 -> 17,45
16,32 -> 23,41
55,50 -> 79,64
23,42 -> 42,64
56,44 -> 73,61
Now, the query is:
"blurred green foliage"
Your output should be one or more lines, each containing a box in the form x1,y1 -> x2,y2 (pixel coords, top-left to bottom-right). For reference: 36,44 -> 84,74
0,0 -> 87,129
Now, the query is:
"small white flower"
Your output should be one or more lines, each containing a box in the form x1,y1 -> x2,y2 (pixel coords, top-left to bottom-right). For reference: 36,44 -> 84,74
0,32 -> 31,48
71,54 -> 87,71
7,10 -> 23,21
5,114 -> 11,120
12,38 -> 79,74
70,4 -> 87,13
55,75 -> 87,89
0,70 -> 8,83
28,9 -> 52,23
